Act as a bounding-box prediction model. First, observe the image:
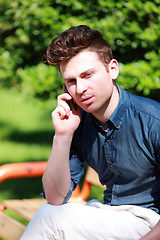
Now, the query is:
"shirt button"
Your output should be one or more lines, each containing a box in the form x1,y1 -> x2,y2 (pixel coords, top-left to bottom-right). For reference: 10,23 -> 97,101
114,195 -> 118,199
116,123 -> 120,127
106,139 -> 109,142
109,160 -> 113,165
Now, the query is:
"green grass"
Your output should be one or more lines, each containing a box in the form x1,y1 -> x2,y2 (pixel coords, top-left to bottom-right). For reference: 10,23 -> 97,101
0,87 -> 55,164
0,87 -> 103,239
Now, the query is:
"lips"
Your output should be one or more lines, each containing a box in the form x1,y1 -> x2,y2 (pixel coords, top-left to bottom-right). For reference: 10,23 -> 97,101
80,96 -> 94,105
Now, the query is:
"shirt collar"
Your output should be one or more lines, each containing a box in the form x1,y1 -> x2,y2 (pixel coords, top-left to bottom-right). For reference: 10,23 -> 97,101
108,85 -> 129,129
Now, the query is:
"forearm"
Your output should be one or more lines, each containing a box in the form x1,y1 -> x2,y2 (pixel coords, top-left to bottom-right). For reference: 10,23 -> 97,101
42,133 -> 73,205
43,91 -> 81,205
140,220 -> 160,240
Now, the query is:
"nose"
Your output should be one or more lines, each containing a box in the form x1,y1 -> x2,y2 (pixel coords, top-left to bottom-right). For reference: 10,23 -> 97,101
76,78 -> 87,95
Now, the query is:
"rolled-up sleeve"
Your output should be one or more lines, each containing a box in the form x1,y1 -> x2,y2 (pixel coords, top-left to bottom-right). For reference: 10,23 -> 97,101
63,154 -> 84,204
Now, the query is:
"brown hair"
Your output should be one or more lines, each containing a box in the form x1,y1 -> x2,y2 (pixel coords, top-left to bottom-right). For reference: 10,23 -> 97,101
44,25 -> 113,70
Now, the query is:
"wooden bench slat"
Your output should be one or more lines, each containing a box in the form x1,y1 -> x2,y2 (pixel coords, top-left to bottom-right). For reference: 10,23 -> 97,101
0,211 -> 25,240
69,197 -> 86,204
3,199 -> 47,221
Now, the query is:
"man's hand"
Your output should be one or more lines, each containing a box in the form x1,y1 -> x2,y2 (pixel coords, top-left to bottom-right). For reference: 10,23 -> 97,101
52,93 -> 81,136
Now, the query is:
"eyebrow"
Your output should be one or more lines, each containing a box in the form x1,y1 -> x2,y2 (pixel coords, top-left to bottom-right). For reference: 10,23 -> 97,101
64,68 -> 94,82
80,68 -> 94,77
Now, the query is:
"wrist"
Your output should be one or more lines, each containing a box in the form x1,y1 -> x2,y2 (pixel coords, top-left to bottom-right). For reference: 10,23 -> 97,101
53,132 -> 73,143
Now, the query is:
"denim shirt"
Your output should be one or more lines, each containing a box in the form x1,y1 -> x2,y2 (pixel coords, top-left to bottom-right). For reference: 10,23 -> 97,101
65,85 -> 160,213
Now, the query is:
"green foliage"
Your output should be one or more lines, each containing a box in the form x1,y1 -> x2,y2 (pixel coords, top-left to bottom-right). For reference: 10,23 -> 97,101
0,0 -> 160,100
17,63 -> 63,98
117,52 -> 160,99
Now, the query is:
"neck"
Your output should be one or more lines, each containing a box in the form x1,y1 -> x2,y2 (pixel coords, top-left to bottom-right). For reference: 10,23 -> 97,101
93,85 -> 119,127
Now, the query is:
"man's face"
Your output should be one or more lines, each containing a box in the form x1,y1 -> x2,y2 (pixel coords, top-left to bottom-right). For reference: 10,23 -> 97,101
60,49 -> 118,117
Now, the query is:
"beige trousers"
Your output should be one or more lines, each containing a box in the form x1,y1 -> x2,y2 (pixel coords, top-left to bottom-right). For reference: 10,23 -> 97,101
20,202 -> 160,240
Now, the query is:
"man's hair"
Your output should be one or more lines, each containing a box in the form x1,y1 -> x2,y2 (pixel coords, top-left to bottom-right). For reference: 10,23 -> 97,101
44,25 -> 113,69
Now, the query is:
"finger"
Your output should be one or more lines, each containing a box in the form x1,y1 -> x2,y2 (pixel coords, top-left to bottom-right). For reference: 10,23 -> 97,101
58,99 -> 71,117
58,93 -> 72,103
52,104 -> 70,120
51,109 -> 59,120
59,106 -> 68,120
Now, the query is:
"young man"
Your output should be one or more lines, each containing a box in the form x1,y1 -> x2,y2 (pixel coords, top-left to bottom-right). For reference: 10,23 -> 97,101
21,25 -> 160,239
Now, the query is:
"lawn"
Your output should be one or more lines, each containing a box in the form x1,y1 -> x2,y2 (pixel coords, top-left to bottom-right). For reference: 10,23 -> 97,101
0,87 -> 55,165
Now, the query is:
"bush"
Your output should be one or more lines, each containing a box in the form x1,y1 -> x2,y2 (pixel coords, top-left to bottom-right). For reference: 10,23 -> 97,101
17,63 -> 63,98
0,0 -> 159,100
117,52 -> 160,99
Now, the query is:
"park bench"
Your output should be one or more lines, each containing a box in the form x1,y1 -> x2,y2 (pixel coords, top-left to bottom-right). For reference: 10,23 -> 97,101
0,161 -> 104,240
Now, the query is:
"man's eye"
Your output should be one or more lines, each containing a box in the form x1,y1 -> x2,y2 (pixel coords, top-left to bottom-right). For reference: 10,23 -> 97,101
68,79 -> 75,84
85,73 -> 92,78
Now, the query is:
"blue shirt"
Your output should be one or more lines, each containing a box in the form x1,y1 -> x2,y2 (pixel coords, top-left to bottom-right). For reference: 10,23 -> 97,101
66,85 -> 160,214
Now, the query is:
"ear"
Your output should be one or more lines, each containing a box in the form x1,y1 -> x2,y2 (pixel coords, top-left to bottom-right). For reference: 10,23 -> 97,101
109,59 -> 119,80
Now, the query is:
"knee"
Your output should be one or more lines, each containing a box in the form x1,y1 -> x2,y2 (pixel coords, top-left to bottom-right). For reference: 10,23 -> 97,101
21,203 -> 67,239
35,203 -> 61,222
35,203 -> 69,226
